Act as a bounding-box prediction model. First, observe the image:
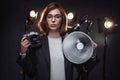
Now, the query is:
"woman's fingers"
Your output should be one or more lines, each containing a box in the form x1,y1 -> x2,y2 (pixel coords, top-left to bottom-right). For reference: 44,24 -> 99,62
21,36 -> 31,53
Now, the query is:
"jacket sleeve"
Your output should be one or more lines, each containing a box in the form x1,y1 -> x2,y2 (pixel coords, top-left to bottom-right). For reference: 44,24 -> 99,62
16,49 -> 37,78
82,55 -> 98,72
74,54 -> 99,73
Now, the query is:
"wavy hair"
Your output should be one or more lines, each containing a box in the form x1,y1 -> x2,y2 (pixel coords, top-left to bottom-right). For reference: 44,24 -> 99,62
37,2 -> 68,36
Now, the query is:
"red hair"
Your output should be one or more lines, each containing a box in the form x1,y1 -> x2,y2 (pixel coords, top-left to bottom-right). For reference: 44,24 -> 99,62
37,2 -> 68,36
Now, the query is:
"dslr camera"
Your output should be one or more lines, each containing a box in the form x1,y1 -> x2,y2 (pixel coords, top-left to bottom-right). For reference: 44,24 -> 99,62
24,31 -> 41,48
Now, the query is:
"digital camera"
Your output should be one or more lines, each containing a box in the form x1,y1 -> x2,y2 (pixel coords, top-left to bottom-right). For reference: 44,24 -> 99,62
24,31 -> 41,47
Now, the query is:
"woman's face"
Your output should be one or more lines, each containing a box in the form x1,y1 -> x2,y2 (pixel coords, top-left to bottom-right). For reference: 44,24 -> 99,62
46,8 -> 62,32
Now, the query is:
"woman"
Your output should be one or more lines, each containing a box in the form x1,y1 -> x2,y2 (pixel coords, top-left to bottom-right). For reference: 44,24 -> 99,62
17,2 -> 97,80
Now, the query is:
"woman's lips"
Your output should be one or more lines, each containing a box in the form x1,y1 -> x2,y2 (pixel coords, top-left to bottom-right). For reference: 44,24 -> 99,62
51,24 -> 56,27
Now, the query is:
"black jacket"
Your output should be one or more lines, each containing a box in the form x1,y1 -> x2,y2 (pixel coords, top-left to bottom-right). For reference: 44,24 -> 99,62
17,35 -> 97,80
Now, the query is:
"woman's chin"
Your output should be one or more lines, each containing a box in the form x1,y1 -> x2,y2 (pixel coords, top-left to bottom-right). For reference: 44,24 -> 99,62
50,28 -> 58,31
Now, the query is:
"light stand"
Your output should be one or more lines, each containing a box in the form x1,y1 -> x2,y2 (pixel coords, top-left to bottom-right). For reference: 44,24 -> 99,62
103,29 -> 108,80
103,17 -> 114,80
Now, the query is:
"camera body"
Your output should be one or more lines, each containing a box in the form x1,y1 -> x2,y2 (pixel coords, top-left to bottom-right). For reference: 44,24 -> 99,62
24,32 -> 41,48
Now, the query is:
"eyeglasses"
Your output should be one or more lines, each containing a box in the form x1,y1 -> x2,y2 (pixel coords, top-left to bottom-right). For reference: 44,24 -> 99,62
47,14 -> 62,21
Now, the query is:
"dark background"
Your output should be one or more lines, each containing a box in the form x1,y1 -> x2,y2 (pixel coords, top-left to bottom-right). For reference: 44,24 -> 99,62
1,0 -> 120,80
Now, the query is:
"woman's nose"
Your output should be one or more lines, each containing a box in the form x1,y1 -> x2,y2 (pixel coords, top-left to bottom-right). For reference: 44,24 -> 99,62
52,17 -> 55,22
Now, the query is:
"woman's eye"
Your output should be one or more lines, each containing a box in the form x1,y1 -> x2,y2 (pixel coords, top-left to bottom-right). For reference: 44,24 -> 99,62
55,16 -> 61,18
47,16 -> 52,18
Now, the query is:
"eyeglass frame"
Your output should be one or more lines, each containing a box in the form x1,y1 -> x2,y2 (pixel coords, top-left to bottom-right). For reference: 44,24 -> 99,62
46,14 -> 62,21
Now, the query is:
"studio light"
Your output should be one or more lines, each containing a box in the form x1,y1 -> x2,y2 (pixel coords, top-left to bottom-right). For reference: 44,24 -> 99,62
29,10 -> 38,18
67,12 -> 74,20
24,9 -> 38,33
104,17 -> 114,30
25,9 -> 38,25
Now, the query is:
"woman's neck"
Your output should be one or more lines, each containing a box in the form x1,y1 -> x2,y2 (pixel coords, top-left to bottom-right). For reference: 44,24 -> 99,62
48,31 -> 61,38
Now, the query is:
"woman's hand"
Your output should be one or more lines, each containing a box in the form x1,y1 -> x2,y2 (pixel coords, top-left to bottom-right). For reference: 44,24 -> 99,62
92,41 -> 98,58
92,41 -> 98,50
20,36 -> 31,54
